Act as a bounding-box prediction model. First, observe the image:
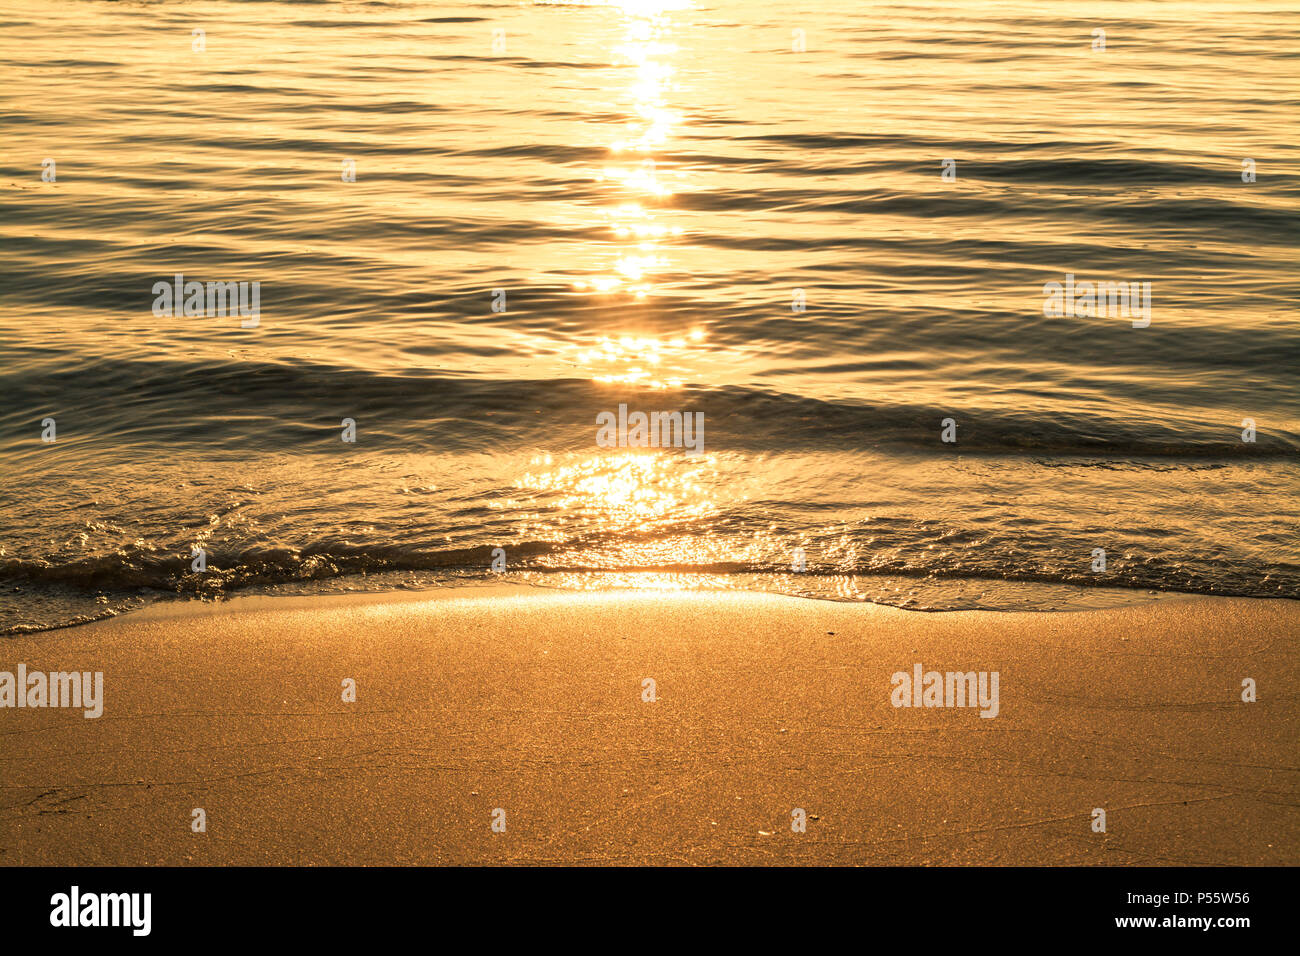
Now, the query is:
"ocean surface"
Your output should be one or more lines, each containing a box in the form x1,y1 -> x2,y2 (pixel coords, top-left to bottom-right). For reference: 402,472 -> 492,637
2,0 -> 1297,633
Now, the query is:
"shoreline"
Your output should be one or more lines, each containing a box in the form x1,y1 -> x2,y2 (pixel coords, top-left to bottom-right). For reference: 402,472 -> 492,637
2,587 -> 1296,865
5,569 -> 1248,639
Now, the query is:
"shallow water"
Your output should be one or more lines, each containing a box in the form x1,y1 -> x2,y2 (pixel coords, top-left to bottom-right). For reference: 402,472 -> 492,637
1,0 -> 1297,632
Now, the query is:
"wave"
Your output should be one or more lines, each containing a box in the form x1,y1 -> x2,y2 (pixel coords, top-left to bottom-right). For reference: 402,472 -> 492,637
3,535 -> 1297,636
2,352 -> 1296,459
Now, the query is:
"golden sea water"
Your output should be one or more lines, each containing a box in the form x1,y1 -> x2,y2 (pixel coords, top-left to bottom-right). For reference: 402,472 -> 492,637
1,0 -> 1297,631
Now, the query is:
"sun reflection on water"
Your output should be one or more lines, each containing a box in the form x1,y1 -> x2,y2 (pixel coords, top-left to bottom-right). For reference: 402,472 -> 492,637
500,447 -> 776,573
511,451 -> 719,534
569,328 -> 704,387
575,0 -> 685,304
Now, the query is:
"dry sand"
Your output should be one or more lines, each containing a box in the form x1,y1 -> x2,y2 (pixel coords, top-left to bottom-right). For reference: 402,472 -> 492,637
1,586 -> 1296,865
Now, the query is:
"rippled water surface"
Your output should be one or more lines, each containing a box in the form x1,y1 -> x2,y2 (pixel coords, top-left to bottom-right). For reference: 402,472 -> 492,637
1,0 -> 1297,631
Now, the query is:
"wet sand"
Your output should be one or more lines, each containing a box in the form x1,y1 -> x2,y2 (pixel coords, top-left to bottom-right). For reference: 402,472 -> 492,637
1,587 -> 1296,865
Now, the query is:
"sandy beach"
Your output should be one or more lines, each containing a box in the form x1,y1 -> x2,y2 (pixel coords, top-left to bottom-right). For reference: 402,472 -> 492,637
1,586 -> 1295,866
